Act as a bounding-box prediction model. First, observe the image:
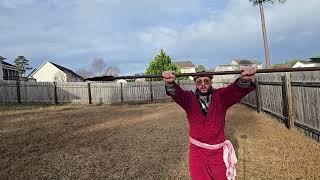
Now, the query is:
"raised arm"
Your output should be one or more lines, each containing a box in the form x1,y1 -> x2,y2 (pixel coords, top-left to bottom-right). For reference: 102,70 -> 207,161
162,71 -> 189,111
219,66 -> 257,109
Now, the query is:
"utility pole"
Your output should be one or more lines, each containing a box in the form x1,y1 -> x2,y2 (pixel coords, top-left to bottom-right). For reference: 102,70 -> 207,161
258,1 -> 271,68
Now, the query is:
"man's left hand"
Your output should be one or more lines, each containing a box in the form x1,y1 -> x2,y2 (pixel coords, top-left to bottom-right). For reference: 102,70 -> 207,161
240,66 -> 257,81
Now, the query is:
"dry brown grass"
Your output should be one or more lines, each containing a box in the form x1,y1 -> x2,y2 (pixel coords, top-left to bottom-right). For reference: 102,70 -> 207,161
0,102 -> 319,179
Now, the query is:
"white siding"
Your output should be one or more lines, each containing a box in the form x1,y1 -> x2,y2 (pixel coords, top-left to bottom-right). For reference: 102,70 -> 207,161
31,62 -> 67,82
179,67 -> 196,80
292,62 -> 317,68
180,67 -> 196,73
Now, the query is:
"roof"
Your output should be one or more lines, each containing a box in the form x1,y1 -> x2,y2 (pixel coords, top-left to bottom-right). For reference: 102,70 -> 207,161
233,59 -> 262,65
0,56 -> 6,61
173,61 -> 195,68
298,60 -> 318,64
2,61 -> 17,68
49,62 -> 83,79
309,58 -> 320,63
29,61 -> 83,80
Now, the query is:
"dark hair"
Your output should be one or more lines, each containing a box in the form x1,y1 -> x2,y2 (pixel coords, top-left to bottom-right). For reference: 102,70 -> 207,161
193,70 -> 212,81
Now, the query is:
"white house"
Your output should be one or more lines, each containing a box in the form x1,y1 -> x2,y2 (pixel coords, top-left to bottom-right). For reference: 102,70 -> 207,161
29,61 -> 83,82
0,56 -> 20,80
173,61 -> 196,80
292,58 -> 320,68
173,61 -> 196,73
214,59 -> 262,82
231,59 -> 263,69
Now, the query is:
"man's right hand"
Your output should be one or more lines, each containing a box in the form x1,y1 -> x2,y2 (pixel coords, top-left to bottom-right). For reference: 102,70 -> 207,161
162,71 -> 176,84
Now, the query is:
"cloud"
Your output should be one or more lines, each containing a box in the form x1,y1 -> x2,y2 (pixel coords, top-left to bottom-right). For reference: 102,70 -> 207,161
0,0 -> 319,75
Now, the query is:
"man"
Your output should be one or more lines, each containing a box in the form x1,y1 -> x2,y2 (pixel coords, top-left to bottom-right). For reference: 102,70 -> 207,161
162,66 -> 257,180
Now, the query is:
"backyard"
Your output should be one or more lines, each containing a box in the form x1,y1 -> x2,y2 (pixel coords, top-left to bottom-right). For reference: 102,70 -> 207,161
1,101 -> 319,179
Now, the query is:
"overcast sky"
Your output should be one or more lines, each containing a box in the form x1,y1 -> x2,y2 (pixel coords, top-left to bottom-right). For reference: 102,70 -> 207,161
1,0 -> 319,75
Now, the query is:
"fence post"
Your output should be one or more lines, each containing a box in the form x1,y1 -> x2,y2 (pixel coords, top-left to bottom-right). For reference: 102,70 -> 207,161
16,78 -> 21,104
149,81 -> 154,101
284,73 -> 295,129
255,77 -> 261,113
87,82 -> 92,104
54,81 -> 58,104
120,83 -> 124,102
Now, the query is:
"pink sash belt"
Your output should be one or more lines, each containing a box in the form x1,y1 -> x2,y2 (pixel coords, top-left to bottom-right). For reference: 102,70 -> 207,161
189,137 -> 237,180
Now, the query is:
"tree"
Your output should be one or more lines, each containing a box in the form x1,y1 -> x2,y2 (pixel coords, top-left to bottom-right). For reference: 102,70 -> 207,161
14,56 -> 32,77
250,0 -> 286,68
76,69 -> 94,79
91,57 -> 107,76
145,49 -> 178,80
104,66 -> 121,76
196,65 -> 206,72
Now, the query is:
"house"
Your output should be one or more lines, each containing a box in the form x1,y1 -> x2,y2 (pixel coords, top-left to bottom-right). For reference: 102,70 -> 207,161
213,59 -> 262,82
0,56 -> 20,80
231,59 -> 263,69
29,61 -> 83,82
292,58 -> 320,68
173,61 -> 196,73
173,61 -> 196,80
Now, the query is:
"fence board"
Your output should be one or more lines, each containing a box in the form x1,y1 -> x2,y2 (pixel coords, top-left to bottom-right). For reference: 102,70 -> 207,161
0,80 -> 18,102
56,82 -> 88,103
242,71 -> 320,142
20,81 -> 55,103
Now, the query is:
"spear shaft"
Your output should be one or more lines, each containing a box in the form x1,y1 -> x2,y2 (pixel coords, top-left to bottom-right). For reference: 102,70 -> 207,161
84,67 -> 320,81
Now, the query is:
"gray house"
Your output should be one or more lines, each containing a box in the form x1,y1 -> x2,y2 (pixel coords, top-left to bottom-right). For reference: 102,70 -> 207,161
0,56 -> 20,80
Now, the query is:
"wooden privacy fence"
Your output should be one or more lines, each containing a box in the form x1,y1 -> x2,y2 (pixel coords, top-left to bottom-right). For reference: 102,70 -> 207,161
242,71 -> 320,142
0,80 -> 195,104
1,72 -> 319,142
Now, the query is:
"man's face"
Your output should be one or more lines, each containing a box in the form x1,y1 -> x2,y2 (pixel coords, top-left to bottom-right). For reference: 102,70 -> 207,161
195,77 -> 212,94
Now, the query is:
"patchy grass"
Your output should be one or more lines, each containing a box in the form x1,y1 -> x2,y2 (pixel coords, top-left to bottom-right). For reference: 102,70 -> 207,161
0,102 -> 319,179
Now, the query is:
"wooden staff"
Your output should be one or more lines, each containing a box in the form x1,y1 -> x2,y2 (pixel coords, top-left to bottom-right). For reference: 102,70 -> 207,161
84,67 -> 320,81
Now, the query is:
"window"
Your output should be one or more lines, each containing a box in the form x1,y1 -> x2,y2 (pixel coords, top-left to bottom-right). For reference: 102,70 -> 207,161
3,69 -> 8,79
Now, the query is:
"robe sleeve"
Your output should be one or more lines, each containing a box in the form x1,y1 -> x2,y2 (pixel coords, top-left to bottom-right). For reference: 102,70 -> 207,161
219,78 -> 256,109
165,82 -> 189,111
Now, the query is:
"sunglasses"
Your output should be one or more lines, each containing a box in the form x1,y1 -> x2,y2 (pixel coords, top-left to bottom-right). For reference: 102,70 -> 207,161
195,78 -> 211,86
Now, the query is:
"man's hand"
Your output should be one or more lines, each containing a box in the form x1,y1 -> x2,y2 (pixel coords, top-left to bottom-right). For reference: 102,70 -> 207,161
240,66 -> 257,81
162,71 -> 176,84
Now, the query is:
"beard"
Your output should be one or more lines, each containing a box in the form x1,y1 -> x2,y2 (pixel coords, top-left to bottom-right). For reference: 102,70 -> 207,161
196,86 -> 212,96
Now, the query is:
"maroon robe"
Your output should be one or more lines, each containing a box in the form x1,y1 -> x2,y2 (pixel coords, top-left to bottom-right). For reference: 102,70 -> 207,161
167,79 -> 255,180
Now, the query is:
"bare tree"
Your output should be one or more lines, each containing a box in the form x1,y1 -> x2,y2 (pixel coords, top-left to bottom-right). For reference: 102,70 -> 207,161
250,0 -> 286,68
91,57 -> 107,76
76,69 -> 94,79
104,66 -> 121,76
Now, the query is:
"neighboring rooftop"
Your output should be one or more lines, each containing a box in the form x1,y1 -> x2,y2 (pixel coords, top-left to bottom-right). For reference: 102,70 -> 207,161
49,62 -> 83,79
233,59 -> 262,65
173,61 -> 195,68
2,61 -> 17,68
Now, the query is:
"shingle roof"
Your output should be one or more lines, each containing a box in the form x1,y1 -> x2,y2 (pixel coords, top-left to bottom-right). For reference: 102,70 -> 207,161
299,60 -> 318,64
234,59 -> 262,65
309,58 -> 320,63
2,61 -> 17,68
49,62 -> 83,80
173,61 -> 195,68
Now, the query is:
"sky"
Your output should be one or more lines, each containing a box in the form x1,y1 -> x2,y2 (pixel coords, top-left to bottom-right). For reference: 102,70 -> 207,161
1,0 -> 319,75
